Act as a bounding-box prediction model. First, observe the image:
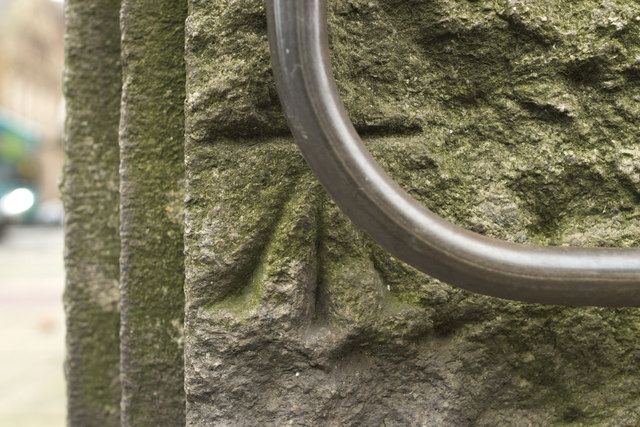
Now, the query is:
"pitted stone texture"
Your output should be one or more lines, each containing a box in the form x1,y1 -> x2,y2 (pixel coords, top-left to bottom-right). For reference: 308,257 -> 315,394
62,0 -> 122,425
119,0 -> 187,425
184,0 -> 640,425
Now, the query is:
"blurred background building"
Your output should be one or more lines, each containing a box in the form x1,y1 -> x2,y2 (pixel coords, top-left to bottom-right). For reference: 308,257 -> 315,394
0,0 -> 64,221
0,0 -> 65,425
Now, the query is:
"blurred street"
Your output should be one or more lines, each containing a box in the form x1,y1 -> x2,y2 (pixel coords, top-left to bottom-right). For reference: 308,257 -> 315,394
0,225 -> 65,426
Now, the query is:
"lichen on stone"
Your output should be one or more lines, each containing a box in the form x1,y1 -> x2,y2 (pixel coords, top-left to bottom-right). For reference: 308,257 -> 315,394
183,0 -> 640,424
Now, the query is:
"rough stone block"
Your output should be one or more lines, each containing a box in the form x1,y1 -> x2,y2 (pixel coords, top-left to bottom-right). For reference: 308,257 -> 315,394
183,0 -> 640,424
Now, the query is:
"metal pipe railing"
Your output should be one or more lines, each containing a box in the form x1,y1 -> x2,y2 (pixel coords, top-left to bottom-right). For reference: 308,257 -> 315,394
266,0 -> 640,306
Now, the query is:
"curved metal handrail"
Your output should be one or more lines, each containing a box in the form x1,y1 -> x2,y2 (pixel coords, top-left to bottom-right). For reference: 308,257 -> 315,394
266,0 -> 640,306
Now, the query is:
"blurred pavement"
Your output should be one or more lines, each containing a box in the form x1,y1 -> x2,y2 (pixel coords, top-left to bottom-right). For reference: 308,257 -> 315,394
0,225 -> 65,426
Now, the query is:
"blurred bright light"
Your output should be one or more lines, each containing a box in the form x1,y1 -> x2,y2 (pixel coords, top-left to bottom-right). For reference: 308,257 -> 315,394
0,188 -> 35,216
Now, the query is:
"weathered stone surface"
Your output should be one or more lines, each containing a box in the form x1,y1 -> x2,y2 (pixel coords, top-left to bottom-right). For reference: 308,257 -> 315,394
184,0 -> 640,425
61,0 -> 122,425
119,0 -> 187,425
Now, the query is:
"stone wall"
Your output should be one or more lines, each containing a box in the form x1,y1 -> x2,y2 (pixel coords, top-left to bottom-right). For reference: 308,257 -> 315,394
64,0 -> 640,425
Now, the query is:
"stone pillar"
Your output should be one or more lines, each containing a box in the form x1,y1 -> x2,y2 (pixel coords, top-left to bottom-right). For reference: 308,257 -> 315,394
64,0 -> 640,425
118,0 -> 187,425
62,0 -> 122,425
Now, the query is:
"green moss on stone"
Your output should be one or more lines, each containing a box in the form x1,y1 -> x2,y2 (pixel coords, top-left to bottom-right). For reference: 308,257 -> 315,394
183,0 -> 640,424
63,0 -> 122,424
118,0 -> 188,424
